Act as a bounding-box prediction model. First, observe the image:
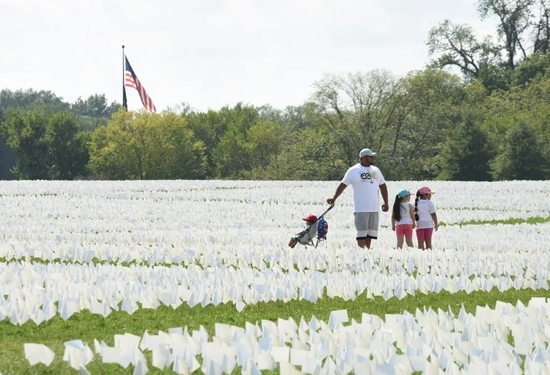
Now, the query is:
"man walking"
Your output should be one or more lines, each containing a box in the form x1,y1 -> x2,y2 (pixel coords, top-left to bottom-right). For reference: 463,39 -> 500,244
327,148 -> 389,249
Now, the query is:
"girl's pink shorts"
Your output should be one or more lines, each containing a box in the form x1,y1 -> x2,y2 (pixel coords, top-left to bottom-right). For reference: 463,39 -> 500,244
395,224 -> 413,237
416,228 -> 434,240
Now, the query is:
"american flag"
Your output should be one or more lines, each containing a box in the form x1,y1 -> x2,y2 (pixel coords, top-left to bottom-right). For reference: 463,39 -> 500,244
125,57 -> 157,112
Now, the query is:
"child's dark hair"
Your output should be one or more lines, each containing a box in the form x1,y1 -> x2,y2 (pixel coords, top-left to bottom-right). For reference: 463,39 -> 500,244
392,195 -> 402,222
414,192 -> 420,221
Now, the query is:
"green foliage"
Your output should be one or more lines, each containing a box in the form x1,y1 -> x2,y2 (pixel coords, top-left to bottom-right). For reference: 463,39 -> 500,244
512,51 -> 550,86
491,120 -> 548,180
185,103 -> 259,178
1,109 -> 49,179
0,129 -> 17,180
262,126 -> 348,180
184,103 -> 289,179
0,88 -> 124,181
371,69 -> 466,180
71,94 -> 121,131
0,109 -> 89,180
427,0 -> 550,90
87,110 -> 207,180
437,111 -> 493,181
477,0 -> 533,70
427,20 -> 500,78
0,89 -> 69,113
453,215 -> 550,226
477,62 -> 511,92
311,70 -> 403,168
45,112 -> 89,180
244,120 -> 285,175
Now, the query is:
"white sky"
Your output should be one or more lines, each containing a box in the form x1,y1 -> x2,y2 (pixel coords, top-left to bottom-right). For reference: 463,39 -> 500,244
0,0 -> 497,112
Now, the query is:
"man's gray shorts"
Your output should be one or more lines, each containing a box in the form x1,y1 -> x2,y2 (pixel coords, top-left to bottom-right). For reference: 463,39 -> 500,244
354,212 -> 379,239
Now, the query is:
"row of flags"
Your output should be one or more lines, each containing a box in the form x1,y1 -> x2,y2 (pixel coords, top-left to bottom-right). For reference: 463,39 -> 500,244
123,52 -> 156,113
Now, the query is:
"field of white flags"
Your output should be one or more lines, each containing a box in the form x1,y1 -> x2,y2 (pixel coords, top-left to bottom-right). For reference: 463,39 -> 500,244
1,179 -> 550,374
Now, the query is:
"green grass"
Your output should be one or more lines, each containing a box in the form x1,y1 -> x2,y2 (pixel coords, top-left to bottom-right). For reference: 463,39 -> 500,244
1,287 -> 550,374
379,215 -> 550,228
451,215 -> 550,226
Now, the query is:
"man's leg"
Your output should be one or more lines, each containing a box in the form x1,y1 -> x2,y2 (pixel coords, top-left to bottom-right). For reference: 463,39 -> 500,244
354,212 -> 370,248
363,212 -> 378,250
357,238 -> 368,248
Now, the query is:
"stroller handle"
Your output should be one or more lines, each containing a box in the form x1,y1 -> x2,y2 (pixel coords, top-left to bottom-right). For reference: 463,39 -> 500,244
317,203 -> 335,222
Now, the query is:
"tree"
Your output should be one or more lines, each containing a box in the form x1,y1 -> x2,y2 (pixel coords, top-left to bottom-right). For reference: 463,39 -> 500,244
437,112 -> 493,181
45,112 -> 89,179
1,109 -> 49,179
0,89 -> 69,112
533,0 -> 550,53
311,70 -> 403,167
427,20 -> 499,77
512,50 -> 550,85
0,109 -> 89,180
427,0 -> 550,89
71,94 -> 121,131
491,120 -> 548,179
480,76 -> 550,152
0,135 -> 16,180
477,0 -> 533,69
262,126 -> 348,180
384,69 -> 466,180
245,121 -> 284,174
88,110 -> 207,180
211,105 -> 258,178
185,103 -> 260,178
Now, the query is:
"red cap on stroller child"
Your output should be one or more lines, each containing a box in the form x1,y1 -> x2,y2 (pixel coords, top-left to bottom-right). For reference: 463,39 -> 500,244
302,214 -> 317,222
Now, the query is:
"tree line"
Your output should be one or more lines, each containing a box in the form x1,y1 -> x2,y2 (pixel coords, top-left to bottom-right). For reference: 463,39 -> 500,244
1,0 -> 549,181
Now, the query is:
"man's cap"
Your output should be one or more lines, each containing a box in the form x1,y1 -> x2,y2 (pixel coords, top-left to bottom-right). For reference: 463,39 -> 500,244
359,148 -> 376,158
302,214 -> 317,222
397,190 -> 413,198
417,186 -> 435,195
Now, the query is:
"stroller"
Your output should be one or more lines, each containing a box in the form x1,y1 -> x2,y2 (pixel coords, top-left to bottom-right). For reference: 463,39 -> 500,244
288,204 -> 334,248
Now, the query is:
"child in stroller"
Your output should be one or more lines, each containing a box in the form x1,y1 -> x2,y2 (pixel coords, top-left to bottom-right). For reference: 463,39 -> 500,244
288,214 -> 318,248
288,204 -> 333,248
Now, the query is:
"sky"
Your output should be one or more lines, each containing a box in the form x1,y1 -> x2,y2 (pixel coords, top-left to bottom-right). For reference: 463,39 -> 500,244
0,0 -> 497,112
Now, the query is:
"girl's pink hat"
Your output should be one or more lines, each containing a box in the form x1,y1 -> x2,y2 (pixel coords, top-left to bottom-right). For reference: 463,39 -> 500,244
417,186 -> 435,195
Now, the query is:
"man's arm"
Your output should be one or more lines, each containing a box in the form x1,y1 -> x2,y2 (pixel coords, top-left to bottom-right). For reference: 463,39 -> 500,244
379,183 -> 389,212
327,183 -> 348,205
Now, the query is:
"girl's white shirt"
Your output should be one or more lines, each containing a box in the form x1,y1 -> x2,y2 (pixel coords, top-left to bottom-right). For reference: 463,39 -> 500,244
416,199 -> 436,229
395,202 -> 413,225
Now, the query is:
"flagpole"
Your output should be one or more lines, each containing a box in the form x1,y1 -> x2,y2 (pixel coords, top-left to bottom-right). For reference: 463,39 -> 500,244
122,45 -> 128,110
